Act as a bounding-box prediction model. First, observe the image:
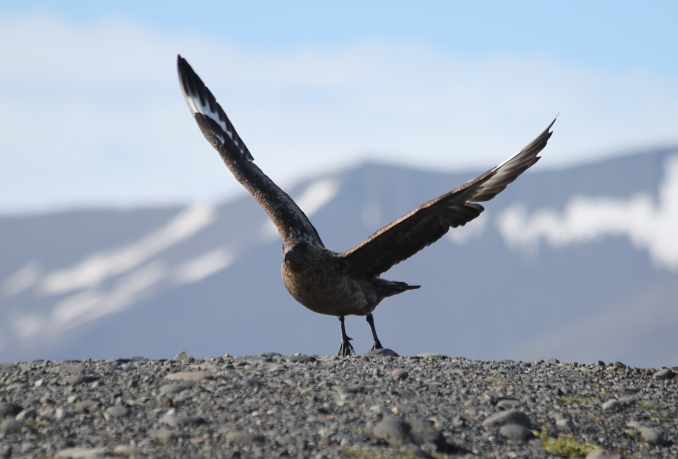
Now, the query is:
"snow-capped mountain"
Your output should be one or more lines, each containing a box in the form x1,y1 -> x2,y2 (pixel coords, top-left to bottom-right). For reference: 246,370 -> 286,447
2,147 -> 677,367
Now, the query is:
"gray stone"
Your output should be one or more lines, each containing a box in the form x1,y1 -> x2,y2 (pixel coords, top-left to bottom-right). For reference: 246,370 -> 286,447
638,426 -> 667,446
0,403 -> 22,418
147,428 -> 181,442
160,408 -> 206,427
60,373 -> 100,385
164,371 -> 212,381
54,407 -> 72,420
392,368 -> 409,380
104,403 -> 129,418
499,423 -> 534,441
173,351 -> 189,362
112,445 -> 139,457
15,408 -> 37,422
55,447 -> 109,458
601,399 -> 621,411
407,417 -> 448,451
74,400 -> 99,414
242,377 -> 262,389
364,348 -> 399,357
482,409 -> 532,428
586,450 -> 622,459
373,417 -> 412,447
159,383 -> 189,397
618,395 -> 639,405
653,368 -> 676,380
398,442 -> 427,457
0,419 -> 23,433
334,385 -> 363,397
57,364 -> 86,374
551,413 -> 574,432
285,354 -> 316,363
368,404 -> 391,420
225,430 -> 263,444
496,399 -> 521,409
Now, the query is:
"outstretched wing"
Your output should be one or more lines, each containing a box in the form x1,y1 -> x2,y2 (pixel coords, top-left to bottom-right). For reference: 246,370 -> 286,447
341,119 -> 556,278
177,55 -> 323,246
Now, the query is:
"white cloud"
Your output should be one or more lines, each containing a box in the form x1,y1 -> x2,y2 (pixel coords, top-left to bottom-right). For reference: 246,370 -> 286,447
497,155 -> 678,272
1,13 -> 677,213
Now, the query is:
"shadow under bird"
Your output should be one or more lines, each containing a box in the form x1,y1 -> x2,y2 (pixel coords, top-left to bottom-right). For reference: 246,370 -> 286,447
177,55 -> 556,356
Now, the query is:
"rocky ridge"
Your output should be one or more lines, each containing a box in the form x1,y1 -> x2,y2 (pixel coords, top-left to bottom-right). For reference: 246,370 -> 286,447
0,351 -> 676,458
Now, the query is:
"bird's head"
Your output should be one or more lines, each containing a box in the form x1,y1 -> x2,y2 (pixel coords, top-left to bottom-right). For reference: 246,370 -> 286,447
283,240 -> 310,267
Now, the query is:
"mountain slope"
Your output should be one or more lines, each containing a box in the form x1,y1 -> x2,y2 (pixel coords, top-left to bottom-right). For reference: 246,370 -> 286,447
1,147 -> 677,366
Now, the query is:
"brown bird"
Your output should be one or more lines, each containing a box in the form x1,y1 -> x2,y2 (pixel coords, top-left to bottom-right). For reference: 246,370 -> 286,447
177,55 -> 555,356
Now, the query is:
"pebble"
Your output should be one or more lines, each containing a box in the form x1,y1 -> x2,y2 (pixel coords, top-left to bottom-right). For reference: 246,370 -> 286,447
0,355 -> 674,458
104,403 -> 129,418
391,368 -> 409,380
638,426 -> 667,446
586,450 -> 623,459
482,409 -> 532,428
15,408 -> 37,422
159,383 -> 188,397
160,409 -> 207,428
0,402 -> 22,418
653,368 -> 676,380
496,399 -> 521,409
164,371 -> 213,381
550,413 -> 575,432
372,417 -> 412,447
147,428 -> 181,442
225,430 -> 257,444
54,407 -> 72,420
618,395 -> 639,405
364,348 -> 399,357
499,423 -> 534,441
73,400 -> 99,414
602,399 -> 621,411
0,419 -> 23,433
55,447 -> 109,458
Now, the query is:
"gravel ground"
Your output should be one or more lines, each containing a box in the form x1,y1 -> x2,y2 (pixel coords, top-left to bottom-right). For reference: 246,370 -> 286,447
0,350 -> 676,458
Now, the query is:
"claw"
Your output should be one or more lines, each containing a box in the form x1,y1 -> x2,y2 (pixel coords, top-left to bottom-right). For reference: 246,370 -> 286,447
338,338 -> 355,357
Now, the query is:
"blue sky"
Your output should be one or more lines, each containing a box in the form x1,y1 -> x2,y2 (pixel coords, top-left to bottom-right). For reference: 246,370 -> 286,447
1,1 -> 677,213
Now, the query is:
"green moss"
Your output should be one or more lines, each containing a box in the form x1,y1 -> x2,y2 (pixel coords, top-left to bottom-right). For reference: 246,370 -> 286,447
535,427 -> 598,457
638,401 -> 660,410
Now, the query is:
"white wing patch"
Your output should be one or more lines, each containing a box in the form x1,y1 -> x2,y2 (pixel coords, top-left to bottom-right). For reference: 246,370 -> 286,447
183,91 -> 234,143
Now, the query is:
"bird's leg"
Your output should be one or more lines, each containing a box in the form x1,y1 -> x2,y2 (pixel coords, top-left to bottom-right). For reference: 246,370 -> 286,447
338,316 -> 355,357
366,313 -> 383,351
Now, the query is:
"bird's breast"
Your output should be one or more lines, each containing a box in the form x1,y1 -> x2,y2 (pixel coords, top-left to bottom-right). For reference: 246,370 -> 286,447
281,258 -> 378,317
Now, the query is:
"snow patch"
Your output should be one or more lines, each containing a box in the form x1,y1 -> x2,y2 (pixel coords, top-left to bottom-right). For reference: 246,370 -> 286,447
51,261 -> 167,330
2,261 -> 42,297
38,205 -> 216,295
295,178 -> 340,216
497,155 -> 678,271
10,312 -> 47,341
173,248 -> 234,284
259,178 -> 340,242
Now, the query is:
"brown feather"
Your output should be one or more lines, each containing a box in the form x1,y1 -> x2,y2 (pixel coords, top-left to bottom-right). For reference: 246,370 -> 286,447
340,119 -> 555,278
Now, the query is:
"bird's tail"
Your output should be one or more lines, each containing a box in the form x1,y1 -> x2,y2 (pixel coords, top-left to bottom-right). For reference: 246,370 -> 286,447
375,279 -> 420,299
